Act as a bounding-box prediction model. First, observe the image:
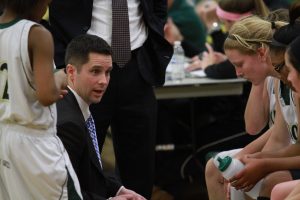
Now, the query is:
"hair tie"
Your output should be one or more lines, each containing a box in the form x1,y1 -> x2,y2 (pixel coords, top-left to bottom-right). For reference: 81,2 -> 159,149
216,5 -> 252,22
271,21 -> 276,29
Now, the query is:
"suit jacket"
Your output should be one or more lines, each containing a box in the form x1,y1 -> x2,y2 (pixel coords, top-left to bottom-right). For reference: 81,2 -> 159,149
48,0 -> 173,86
57,89 -> 122,200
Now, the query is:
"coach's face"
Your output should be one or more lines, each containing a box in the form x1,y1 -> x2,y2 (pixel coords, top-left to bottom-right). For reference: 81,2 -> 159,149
68,52 -> 112,105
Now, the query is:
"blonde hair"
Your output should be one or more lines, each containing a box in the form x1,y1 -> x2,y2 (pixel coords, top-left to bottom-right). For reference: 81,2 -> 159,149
253,0 -> 269,17
224,16 -> 273,55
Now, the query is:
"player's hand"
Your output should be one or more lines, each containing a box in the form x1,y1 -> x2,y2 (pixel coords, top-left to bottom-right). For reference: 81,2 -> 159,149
117,187 -> 146,200
201,43 -> 226,68
230,157 -> 267,190
58,89 -> 68,99
186,57 -> 202,72
54,69 -> 68,98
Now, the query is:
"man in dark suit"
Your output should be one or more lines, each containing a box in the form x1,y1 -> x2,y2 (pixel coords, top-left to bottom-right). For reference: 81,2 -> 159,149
48,1 -> 173,198
57,34 -> 145,200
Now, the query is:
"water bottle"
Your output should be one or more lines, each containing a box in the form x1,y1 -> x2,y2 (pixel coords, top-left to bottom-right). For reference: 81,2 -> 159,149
213,155 -> 264,200
170,41 -> 185,81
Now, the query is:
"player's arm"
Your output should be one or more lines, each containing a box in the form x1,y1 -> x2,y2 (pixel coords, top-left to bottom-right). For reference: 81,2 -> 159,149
28,25 -> 61,106
232,155 -> 300,190
261,80 -> 290,152
234,128 -> 272,160
265,92 -> 300,157
244,79 -> 270,135
249,79 -> 290,157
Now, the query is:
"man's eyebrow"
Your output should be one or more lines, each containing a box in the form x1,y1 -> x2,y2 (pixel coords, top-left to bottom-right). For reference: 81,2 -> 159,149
91,65 -> 113,71
91,65 -> 105,69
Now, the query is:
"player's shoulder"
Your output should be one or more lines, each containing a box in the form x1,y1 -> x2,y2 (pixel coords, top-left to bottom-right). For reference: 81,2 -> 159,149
28,22 -> 53,51
29,23 -> 52,39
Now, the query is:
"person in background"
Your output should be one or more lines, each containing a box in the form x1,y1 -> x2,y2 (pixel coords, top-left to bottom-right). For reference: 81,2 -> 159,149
167,0 -> 207,56
264,0 -> 291,10
188,0 -> 269,79
48,1 -> 173,199
0,0 -> 82,199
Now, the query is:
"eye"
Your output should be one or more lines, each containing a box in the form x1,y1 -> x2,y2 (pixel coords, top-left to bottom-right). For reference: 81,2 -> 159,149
91,69 -> 101,74
105,67 -> 113,76
234,63 -> 243,68
273,62 -> 285,73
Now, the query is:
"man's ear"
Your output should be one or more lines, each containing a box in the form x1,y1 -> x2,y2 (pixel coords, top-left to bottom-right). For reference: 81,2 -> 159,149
257,46 -> 269,62
66,64 -> 76,82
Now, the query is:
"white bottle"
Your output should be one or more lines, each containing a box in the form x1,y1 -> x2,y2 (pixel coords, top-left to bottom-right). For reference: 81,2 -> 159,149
213,155 -> 264,200
170,41 -> 185,81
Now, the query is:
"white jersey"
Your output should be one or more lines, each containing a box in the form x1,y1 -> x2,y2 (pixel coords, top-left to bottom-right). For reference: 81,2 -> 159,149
266,76 -> 276,127
0,19 -> 56,131
278,80 -> 298,143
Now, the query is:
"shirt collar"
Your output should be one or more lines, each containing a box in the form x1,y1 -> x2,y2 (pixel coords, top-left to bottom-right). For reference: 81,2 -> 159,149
68,86 -> 90,121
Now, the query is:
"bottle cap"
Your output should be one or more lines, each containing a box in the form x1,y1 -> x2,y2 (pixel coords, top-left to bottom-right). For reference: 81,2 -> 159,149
174,41 -> 181,46
217,156 -> 232,172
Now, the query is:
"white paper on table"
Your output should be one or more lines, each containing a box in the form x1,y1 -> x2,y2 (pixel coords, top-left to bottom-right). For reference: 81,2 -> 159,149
183,63 -> 206,77
189,69 -> 206,77
166,62 -> 207,77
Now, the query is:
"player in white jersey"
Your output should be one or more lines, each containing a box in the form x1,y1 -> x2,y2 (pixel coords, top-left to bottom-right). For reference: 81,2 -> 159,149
278,80 -> 298,143
205,75 -> 277,200
0,1 -> 82,199
270,35 -> 300,200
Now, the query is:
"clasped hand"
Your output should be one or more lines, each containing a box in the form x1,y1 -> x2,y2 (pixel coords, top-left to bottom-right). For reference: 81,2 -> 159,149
186,43 -> 227,72
229,154 -> 267,192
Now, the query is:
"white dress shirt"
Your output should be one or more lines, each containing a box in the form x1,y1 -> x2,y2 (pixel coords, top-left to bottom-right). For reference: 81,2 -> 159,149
88,0 -> 148,50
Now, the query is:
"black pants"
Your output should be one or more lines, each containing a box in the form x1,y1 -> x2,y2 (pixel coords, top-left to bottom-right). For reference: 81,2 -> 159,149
91,49 -> 157,199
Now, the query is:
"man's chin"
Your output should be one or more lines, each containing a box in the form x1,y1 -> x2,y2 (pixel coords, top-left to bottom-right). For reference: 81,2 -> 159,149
91,97 -> 102,104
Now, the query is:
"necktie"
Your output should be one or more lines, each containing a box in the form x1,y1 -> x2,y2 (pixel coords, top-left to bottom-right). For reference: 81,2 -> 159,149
111,0 -> 131,67
86,115 -> 102,168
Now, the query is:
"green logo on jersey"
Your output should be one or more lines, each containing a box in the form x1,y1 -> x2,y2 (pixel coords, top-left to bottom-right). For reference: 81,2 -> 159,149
280,81 -> 291,106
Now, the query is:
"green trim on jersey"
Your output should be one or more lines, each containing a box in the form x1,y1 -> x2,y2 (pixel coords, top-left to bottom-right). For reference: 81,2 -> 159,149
0,18 -> 21,29
66,168 -> 82,200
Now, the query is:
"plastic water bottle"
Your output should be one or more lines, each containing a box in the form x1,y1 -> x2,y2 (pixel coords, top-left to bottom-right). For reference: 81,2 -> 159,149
213,155 -> 264,200
170,41 -> 185,81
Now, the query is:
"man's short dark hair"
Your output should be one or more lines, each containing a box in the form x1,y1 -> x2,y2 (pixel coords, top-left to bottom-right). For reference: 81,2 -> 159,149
65,34 -> 112,70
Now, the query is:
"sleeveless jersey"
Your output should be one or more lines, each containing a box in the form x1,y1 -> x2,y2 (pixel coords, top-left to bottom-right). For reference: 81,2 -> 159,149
278,80 -> 298,143
266,76 -> 276,127
0,19 -> 56,130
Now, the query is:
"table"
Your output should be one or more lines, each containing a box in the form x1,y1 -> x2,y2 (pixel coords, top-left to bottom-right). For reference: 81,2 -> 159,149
155,77 -> 246,99
155,77 -> 248,180
154,77 -> 247,151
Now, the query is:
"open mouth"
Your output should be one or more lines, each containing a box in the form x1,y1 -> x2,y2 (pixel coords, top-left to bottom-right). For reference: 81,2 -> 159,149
93,89 -> 104,97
